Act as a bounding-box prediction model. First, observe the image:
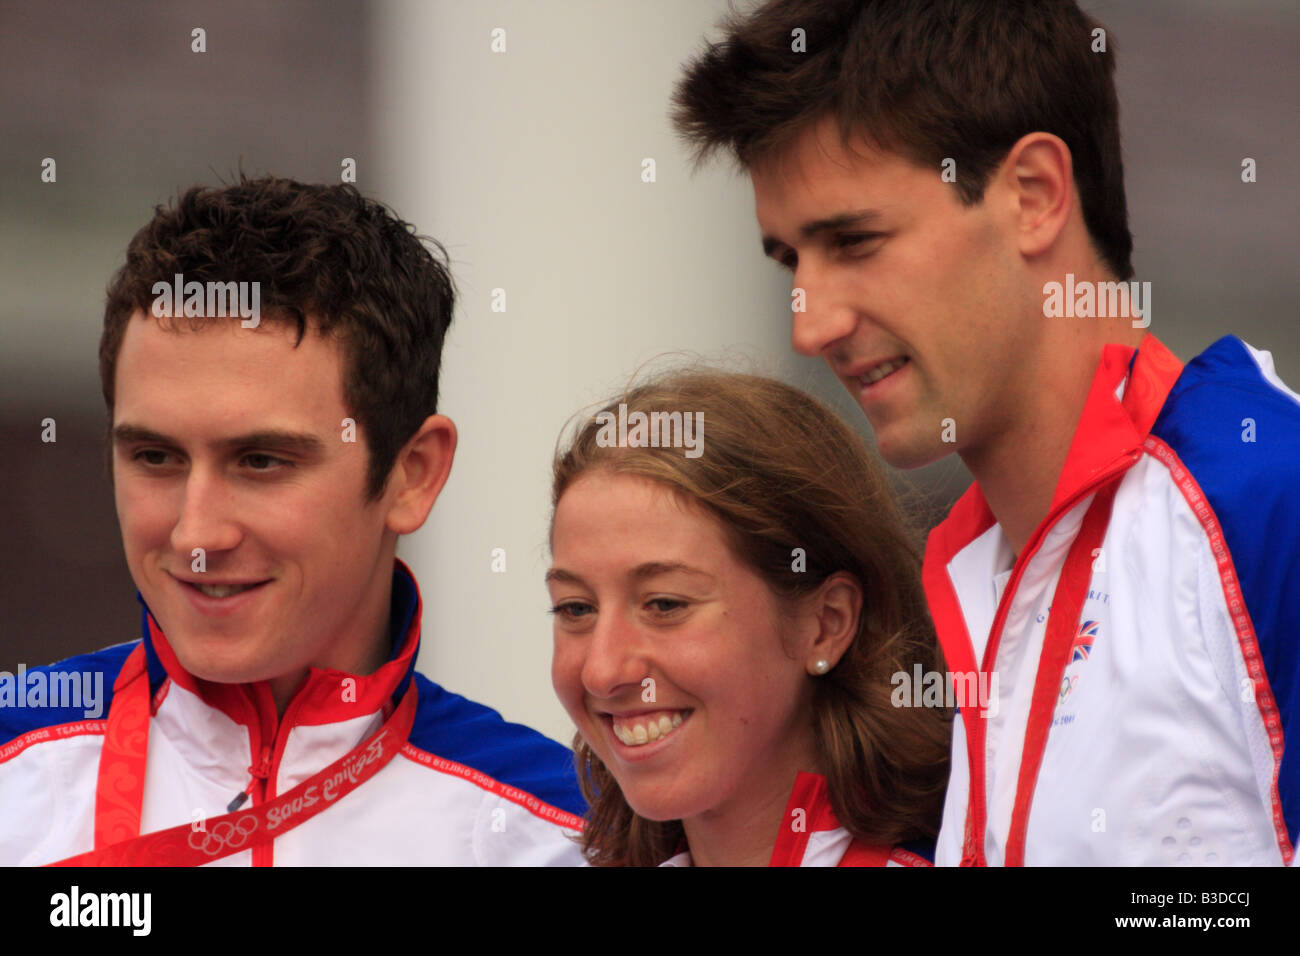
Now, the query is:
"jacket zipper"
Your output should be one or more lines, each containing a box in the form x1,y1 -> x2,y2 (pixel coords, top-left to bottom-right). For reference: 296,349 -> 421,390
253,681 -> 317,866
227,746 -> 273,812
233,681 -> 290,866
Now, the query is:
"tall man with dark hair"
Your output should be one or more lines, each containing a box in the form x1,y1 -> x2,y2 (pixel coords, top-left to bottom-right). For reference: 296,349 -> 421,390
673,0 -> 1298,865
0,177 -> 586,865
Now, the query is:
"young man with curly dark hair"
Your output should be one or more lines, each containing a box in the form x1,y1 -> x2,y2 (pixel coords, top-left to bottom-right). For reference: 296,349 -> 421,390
0,177 -> 586,866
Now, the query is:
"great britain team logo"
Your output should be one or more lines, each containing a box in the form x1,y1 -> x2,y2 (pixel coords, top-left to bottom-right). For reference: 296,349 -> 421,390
1072,620 -> 1098,662
1059,620 -> 1099,705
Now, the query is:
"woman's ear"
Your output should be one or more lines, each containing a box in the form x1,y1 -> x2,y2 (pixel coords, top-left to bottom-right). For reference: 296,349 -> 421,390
799,572 -> 863,675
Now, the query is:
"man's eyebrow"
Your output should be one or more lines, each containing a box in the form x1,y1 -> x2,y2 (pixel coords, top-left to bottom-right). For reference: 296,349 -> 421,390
545,562 -> 716,587
762,208 -> 884,257
112,424 -> 328,455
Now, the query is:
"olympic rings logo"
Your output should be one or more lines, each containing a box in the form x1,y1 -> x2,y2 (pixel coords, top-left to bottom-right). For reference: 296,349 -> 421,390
188,815 -> 260,856
1058,675 -> 1079,704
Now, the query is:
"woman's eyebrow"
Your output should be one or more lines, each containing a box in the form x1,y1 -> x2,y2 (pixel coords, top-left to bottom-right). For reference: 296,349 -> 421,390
545,562 -> 716,587
627,561 -> 715,583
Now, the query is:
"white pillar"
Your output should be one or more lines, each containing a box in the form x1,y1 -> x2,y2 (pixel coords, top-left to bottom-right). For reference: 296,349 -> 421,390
372,0 -> 797,743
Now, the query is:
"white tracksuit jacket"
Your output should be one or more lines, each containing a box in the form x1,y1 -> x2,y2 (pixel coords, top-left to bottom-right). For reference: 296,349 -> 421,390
925,334 -> 1298,866
0,560 -> 587,865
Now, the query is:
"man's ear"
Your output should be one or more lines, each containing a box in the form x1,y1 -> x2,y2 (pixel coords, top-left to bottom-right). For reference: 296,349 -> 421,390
999,131 -> 1074,261
383,413 -> 457,534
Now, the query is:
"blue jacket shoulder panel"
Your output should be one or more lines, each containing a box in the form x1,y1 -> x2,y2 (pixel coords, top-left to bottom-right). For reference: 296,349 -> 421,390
1150,334 -> 1300,846
897,836 -> 937,863
0,641 -> 136,744
407,671 -> 587,819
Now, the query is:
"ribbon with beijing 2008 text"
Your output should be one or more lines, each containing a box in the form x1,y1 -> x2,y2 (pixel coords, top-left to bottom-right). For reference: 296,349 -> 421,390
48,643 -> 417,866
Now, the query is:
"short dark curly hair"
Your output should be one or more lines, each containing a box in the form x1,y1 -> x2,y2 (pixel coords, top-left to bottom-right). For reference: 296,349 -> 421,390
99,174 -> 455,500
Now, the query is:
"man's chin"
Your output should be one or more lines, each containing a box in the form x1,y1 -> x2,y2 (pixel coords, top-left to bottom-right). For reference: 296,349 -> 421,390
872,429 -> 955,471
168,640 -> 273,687
184,664 -> 267,687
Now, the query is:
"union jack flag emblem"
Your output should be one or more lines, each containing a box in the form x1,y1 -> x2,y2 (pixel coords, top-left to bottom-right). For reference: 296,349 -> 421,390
1072,620 -> 1099,663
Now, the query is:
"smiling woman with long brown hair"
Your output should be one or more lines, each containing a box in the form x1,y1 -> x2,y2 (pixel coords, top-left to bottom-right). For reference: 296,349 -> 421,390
546,367 -> 951,866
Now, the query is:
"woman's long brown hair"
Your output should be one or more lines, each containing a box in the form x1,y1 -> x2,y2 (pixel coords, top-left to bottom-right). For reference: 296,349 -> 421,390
551,368 -> 951,866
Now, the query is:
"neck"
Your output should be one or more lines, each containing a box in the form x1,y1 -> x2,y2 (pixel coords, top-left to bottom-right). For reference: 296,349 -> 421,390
681,772 -> 796,867
962,410 -> 1077,560
265,561 -> 398,717
266,621 -> 392,717
680,720 -> 818,867
963,314 -> 1145,557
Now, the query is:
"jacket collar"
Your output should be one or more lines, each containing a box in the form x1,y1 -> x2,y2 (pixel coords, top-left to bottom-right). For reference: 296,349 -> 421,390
136,557 -> 422,729
926,333 -> 1185,573
922,334 -> 1185,677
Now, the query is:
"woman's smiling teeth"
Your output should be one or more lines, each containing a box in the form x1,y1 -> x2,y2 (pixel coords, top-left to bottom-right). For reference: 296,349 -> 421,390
611,710 -> 688,746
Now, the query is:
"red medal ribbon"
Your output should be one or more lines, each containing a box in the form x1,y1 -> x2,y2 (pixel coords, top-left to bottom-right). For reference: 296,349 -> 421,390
94,644 -> 152,849
1001,482 -> 1117,866
957,480 -> 1120,865
50,645 -> 417,867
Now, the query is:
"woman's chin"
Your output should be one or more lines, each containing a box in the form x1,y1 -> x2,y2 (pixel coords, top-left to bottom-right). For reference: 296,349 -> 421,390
618,784 -> 707,825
